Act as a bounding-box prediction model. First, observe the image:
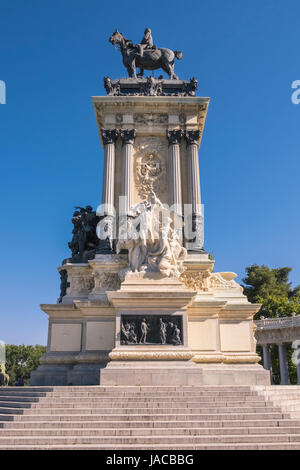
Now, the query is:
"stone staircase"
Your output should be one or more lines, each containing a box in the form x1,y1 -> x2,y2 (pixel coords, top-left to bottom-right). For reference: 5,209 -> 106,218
1,385 -> 300,449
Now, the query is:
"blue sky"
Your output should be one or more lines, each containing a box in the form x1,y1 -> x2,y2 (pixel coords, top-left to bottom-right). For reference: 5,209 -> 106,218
1,0 -> 300,345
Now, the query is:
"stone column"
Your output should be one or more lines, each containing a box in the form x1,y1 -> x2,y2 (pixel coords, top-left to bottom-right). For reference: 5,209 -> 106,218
98,129 -> 119,254
185,130 -> 204,252
101,129 -> 118,215
296,343 -> 300,385
120,129 -> 136,215
278,343 -> 290,385
262,345 -> 272,371
167,130 -> 183,217
262,344 -> 273,383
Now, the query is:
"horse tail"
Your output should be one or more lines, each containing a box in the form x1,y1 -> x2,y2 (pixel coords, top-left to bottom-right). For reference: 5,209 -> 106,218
174,51 -> 182,60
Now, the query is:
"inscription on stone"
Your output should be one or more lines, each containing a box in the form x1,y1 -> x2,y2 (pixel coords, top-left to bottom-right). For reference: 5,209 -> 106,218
120,315 -> 183,346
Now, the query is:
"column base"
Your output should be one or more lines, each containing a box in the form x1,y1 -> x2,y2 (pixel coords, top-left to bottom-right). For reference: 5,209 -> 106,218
99,361 -> 270,386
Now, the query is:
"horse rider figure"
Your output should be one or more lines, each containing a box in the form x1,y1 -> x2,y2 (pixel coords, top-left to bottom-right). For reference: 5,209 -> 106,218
137,28 -> 156,58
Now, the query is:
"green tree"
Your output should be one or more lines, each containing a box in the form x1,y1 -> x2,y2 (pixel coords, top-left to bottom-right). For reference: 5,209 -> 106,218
242,264 -> 300,319
5,345 -> 46,386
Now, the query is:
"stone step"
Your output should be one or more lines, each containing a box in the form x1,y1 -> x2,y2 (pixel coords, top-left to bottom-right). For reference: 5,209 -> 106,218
0,443 -> 300,450
2,386 -> 253,392
1,426 -> 300,437
17,406 -> 285,415
0,397 -> 270,408
0,387 -> 263,399
2,418 -> 300,429
10,411 -> 291,420
0,402 -> 33,409
4,396 -> 270,404
0,434 -> 300,445
0,396 -> 41,403
0,408 -> 24,415
10,402 -> 278,411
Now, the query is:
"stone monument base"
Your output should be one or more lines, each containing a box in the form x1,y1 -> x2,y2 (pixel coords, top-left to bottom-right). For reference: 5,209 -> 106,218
99,361 -> 270,386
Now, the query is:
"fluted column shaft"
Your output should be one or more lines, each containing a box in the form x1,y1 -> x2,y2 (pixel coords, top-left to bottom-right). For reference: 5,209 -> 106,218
185,130 -> 204,252
167,130 -> 183,217
97,129 -> 118,253
101,129 -> 118,215
121,129 -> 136,215
186,130 -> 201,214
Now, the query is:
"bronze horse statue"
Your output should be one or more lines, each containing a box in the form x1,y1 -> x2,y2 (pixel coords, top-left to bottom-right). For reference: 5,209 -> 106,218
109,30 -> 182,80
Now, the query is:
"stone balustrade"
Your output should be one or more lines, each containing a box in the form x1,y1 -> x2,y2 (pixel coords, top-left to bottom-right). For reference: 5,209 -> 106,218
255,315 -> 300,385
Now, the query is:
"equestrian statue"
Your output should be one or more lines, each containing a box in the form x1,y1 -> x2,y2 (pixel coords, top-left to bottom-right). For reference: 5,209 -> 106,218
109,28 -> 182,80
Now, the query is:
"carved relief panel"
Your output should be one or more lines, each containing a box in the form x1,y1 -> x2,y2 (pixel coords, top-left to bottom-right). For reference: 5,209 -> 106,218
134,137 -> 168,204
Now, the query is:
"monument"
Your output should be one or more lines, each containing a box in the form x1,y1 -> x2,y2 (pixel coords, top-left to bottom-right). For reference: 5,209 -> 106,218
31,29 -> 270,386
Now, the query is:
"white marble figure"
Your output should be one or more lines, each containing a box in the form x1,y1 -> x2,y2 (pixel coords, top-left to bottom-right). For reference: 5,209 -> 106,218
116,191 -> 186,277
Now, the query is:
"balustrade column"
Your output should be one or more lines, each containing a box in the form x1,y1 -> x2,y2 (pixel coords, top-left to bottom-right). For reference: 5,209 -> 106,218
120,129 -> 136,215
185,130 -> 204,252
278,343 -> 290,385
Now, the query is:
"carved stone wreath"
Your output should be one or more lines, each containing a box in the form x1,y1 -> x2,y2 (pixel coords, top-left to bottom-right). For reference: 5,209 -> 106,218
135,149 -> 166,199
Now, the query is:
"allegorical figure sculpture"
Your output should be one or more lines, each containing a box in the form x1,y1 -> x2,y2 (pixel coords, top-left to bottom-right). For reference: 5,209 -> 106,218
116,191 -> 187,278
109,29 -> 182,79
159,318 -> 167,345
139,318 -> 150,344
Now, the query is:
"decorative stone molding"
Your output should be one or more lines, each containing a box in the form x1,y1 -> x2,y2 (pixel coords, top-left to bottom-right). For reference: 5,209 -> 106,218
93,272 -> 121,291
185,129 -> 201,146
166,129 -> 184,145
61,265 -> 94,302
120,129 -> 136,145
89,254 -> 127,299
103,77 -> 198,97
180,269 -> 210,291
109,351 -> 194,361
223,355 -> 260,364
134,113 -> 168,125
191,354 -> 224,363
75,351 -> 110,363
209,272 -> 243,292
40,352 -> 78,365
101,128 -> 119,145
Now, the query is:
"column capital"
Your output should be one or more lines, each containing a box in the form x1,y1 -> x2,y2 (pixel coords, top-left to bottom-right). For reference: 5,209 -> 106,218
166,129 -> 184,145
185,130 -> 201,146
120,129 -> 136,145
101,128 -> 119,145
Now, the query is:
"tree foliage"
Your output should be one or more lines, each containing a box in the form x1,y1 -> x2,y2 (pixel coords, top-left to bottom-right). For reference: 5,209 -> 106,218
242,264 -> 300,319
5,344 -> 46,386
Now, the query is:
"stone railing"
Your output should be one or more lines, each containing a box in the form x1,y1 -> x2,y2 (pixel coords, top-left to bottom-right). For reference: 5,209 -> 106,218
255,315 -> 300,330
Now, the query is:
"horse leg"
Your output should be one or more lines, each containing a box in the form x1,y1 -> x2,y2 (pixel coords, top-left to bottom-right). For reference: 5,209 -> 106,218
137,67 -> 144,78
162,61 -> 177,80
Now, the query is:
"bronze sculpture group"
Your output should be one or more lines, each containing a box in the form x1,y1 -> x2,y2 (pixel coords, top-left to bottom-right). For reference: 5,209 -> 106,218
121,317 -> 182,345
109,28 -> 182,79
